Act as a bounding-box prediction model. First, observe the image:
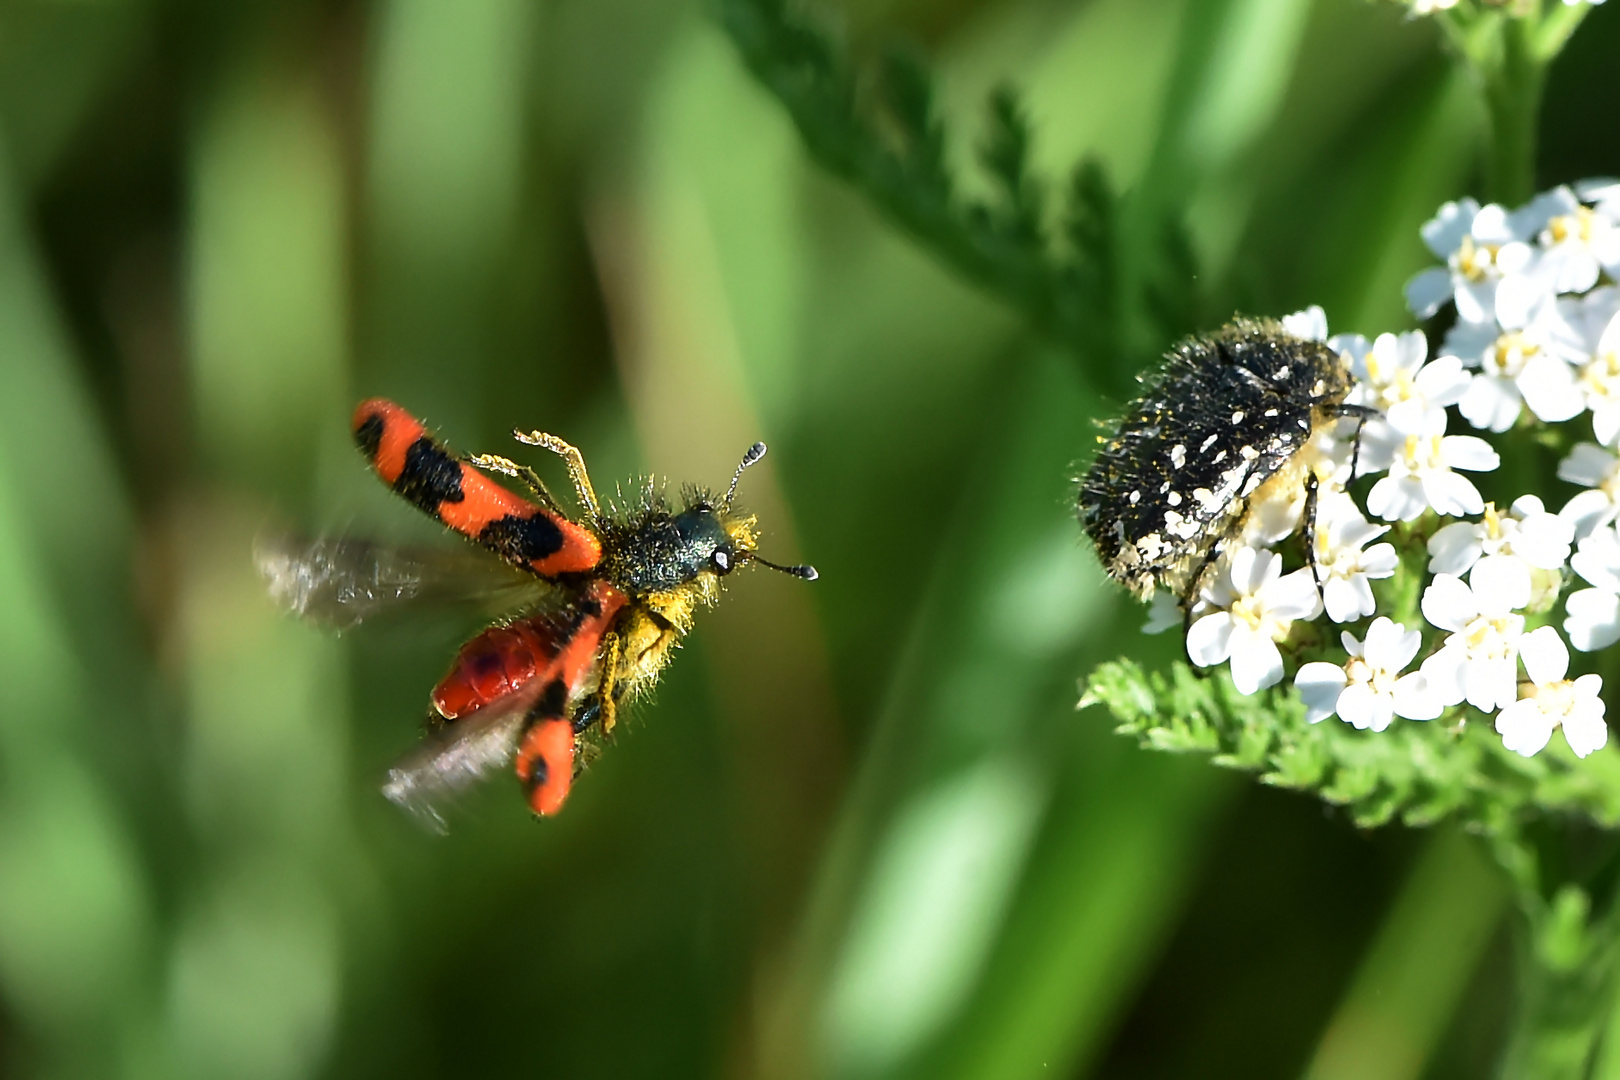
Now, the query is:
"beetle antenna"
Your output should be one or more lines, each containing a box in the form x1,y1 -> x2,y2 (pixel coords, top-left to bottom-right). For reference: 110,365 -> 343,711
723,442 -> 768,510
750,553 -> 818,581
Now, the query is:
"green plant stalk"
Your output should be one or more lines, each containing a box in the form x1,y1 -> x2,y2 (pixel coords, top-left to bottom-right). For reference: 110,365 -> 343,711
1480,14 -> 1544,207
1429,5 -> 1611,1074
1436,2 -> 1591,207
1494,833 -> 1620,1080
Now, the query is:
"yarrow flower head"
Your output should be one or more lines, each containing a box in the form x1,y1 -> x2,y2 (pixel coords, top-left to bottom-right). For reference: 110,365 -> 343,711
1495,626 -> 1608,759
1360,413 -> 1499,521
1557,442 -> 1620,538
1565,524 -> 1620,652
1443,301 -> 1585,432
1560,287 -> 1620,444
1311,492 -> 1398,623
1427,495 -> 1573,607
1419,559 -> 1530,714
1295,618 -> 1442,730
1087,177 -> 1620,767
1404,198 -> 1541,327
1338,330 -> 1470,434
1186,546 -> 1320,695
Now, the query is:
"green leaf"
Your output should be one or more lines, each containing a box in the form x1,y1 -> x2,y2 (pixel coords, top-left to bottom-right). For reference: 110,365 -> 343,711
1080,658 -> 1620,833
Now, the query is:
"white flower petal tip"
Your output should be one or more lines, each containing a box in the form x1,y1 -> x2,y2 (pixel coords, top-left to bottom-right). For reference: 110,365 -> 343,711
1497,627 -> 1608,759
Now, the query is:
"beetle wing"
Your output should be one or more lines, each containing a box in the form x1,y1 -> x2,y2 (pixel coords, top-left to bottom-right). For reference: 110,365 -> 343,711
380,682 -> 543,833
256,532 -> 550,631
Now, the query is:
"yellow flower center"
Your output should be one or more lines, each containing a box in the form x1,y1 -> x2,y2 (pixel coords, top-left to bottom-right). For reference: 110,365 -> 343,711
1546,207 -> 1594,247
1230,593 -> 1289,641
1345,656 -> 1398,698
1462,614 -> 1520,660
1582,352 -> 1620,402
1487,332 -> 1536,378
1455,234 -> 1501,281
1600,461 -> 1620,503
1523,678 -> 1576,719
1401,434 -> 1444,472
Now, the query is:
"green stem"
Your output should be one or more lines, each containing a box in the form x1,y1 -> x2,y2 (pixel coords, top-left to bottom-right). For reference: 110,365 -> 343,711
1479,14 -> 1544,207
1493,836 -> 1620,1080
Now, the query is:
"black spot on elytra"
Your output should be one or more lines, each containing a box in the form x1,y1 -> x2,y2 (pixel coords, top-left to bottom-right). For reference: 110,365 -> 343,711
395,437 -> 465,513
479,513 -> 564,566
465,648 -> 504,685
524,753 -> 549,792
354,413 -> 384,460
535,678 -> 568,719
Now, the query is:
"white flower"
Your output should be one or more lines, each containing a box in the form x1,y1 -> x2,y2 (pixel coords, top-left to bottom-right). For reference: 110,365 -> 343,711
1186,546 -> 1321,695
1339,331 -> 1470,435
1295,618 -> 1443,730
1142,590 -> 1182,635
1427,496 -> 1574,577
1310,492 -> 1398,622
1557,442 -> 1620,538
1579,178 -> 1620,223
1419,558 -> 1531,713
1560,289 -> 1620,444
1443,304 -> 1583,432
1494,626 -> 1608,759
1361,413 -> 1500,521
1514,185 -> 1620,293
1405,199 -> 1542,326
1565,525 -> 1620,652
1281,305 -> 1329,342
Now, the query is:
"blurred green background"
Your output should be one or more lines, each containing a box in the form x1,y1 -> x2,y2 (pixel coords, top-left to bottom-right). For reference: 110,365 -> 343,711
1,0 -> 1617,1077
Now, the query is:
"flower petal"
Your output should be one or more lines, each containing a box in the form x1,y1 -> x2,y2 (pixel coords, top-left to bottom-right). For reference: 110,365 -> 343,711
1497,700 -> 1555,757
1392,672 -> 1444,721
1564,588 -> 1620,652
1563,706 -> 1609,759
1470,555 -> 1532,613
1519,354 -> 1584,423
1439,435 -> 1501,473
1519,625 -> 1570,686
1228,630 -> 1284,696
1428,521 -> 1484,575
1422,573 -> 1478,632
1186,612 -> 1235,667
1295,662 -> 1348,724
1420,644 -> 1469,707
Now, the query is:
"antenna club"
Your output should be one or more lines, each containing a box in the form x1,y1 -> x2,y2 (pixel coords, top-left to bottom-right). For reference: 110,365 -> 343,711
743,441 -> 767,467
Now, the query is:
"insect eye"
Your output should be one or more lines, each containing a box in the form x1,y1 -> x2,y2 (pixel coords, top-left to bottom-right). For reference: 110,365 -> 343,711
712,549 -> 732,573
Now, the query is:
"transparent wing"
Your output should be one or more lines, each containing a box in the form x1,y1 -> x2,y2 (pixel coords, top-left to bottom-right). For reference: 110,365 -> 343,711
255,532 -> 544,630
380,683 -> 543,833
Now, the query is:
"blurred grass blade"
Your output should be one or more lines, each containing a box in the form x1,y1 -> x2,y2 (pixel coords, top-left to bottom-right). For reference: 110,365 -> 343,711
174,38 -> 355,1080
0,130 -> 156,1075
1302,830 -> 1506,1080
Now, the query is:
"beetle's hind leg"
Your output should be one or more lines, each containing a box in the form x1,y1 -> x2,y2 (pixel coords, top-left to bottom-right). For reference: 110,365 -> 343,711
1321,403 -> 1377,481
1303,471 -> 1327,609
513,430 -> 602,523
571,631 -> 625,737
467,452 -> 567,516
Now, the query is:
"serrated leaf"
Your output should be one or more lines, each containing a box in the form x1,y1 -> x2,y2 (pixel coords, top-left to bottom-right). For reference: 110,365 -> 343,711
1080,658 -> 1620,836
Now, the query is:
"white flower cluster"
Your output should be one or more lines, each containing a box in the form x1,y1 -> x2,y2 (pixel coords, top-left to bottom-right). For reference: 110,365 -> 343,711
1163,179 -> 1620,761
1405,0 -> 1605,14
